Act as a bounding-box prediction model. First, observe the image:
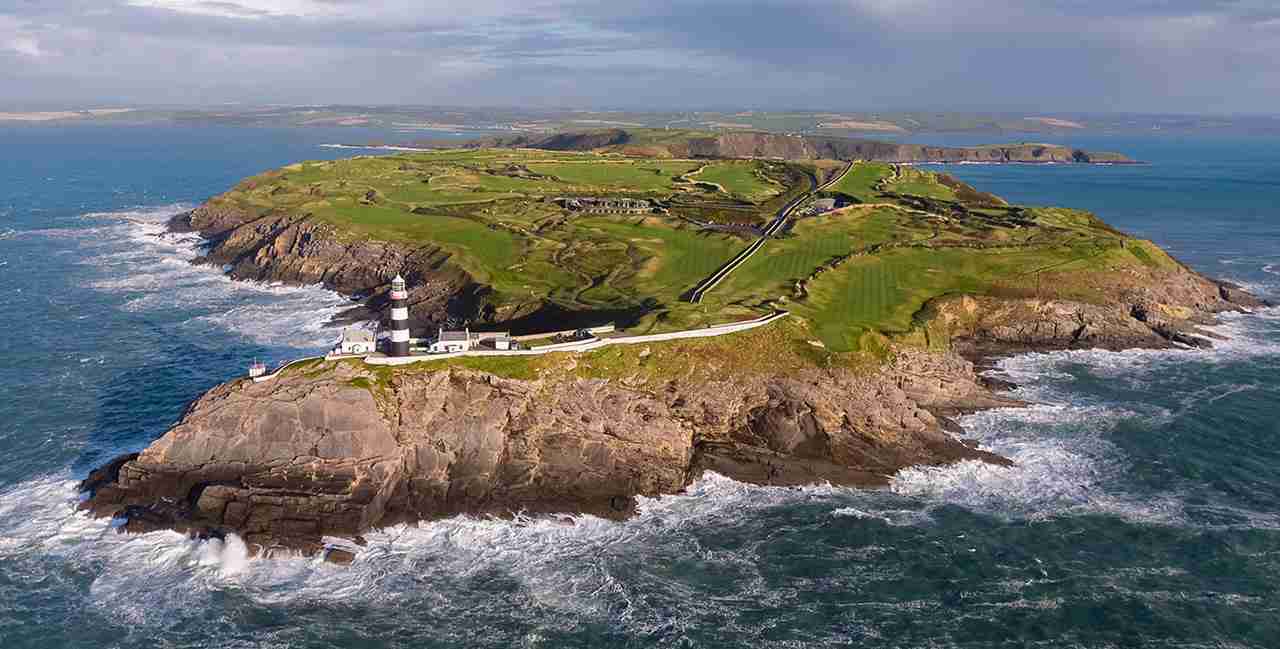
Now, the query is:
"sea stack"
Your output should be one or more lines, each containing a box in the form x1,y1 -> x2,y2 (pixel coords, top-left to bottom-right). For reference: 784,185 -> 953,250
388,274 -> 410,357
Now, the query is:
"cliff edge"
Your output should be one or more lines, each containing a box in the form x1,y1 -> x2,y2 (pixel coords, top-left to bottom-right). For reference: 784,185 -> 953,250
81,334 -> 1013,560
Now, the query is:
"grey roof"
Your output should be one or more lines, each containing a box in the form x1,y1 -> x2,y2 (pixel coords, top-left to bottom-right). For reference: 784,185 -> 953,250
439,331 -> 470,342
342,328 -> 375,342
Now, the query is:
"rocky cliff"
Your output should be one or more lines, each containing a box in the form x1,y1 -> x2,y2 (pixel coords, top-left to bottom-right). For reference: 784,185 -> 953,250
685,133 -> 1134,164
921,264 -> 1269,358
81,340 -> 1015,560
173,205 -> 482,330
456,128 -> 1135,164
78,259 -> 1267,561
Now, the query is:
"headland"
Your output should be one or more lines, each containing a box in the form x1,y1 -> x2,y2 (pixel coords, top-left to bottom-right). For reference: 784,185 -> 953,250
80,135 -> 1266,561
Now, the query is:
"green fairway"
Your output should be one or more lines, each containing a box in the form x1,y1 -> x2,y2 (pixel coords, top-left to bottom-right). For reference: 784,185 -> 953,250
707,207 -> 906,304
211,146 -> 1171,353
525,159 -> 703,191
793,243 -> 1118,351
825,162 -> 893,202
574,215 -> 743,303
693,161 -> 786,202
887,166 -> 957,201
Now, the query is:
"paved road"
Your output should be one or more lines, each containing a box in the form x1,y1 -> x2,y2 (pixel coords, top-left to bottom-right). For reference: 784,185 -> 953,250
686,161 -> 854,303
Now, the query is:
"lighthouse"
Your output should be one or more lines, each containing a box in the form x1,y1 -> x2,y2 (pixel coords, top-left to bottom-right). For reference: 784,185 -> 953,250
388,274 -> 411,357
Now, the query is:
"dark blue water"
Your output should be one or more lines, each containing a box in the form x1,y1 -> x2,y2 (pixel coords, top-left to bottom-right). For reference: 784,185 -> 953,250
1,127 -> 1278,648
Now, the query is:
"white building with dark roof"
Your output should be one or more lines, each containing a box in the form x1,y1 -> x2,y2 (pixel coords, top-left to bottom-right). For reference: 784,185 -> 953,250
429,328 -> 472,354
427,328 -> 517,353
334,327 -> 376,355
475,331 -> 515,350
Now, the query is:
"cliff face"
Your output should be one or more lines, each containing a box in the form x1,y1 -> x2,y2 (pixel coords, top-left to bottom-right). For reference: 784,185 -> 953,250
457,129 -> 1134,164
79,226 -> 1268,560
81,347 -> 1013,558
925,265 -> 1269,357
687,133 -> 1133,164
177,205 -> 479,330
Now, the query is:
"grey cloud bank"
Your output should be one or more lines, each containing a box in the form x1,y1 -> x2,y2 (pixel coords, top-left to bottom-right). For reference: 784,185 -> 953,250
1,0 -> 1277,113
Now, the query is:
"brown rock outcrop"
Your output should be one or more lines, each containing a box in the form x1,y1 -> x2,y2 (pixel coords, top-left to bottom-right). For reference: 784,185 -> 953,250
81,347 -> 1013,558
173,205 -> 479,330
928,265 -> 1267,358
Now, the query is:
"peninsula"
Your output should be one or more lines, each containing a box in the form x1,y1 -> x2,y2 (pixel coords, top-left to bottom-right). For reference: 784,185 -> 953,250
450,128 -> 1138,164
81,137 -> 1263,561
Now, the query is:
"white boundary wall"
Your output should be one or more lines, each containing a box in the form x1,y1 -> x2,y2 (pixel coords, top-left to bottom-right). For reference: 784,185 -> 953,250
251,355 -> 324,383
363,311 -> 790,367
252,313 -> 790,378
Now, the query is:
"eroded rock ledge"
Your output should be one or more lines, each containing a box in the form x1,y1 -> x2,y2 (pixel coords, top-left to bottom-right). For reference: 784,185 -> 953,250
81,347 -> 1015,559
173,205 -> 488,331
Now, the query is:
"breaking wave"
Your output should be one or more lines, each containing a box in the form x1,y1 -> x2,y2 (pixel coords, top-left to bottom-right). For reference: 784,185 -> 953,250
891,402 -> 1185,525
31,204 -> 352,349
892,306 -> 1280,528
0,472 -> 915,634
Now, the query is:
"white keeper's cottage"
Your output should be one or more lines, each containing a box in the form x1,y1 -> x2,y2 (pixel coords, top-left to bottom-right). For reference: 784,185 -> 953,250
430,328 -> 473,354
427,328 -> 516,353
335,328 -> 376,355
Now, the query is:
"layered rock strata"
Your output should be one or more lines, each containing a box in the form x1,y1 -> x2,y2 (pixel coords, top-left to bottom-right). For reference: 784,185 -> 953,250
173,206 -> 483,330
81,347 -> 1014,559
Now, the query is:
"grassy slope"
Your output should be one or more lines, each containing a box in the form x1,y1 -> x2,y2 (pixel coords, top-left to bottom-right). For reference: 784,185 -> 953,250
210,149 -> 789,317
524,159 -> 702,191
825,162 -> 894,202
215,151 -> 1175,358
692,161 -> 786,202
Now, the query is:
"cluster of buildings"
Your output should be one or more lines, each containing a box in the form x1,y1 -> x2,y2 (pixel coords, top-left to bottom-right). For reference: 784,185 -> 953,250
554,197 -> 652,214
426,328 -> 515,353
331,275 -> 517,358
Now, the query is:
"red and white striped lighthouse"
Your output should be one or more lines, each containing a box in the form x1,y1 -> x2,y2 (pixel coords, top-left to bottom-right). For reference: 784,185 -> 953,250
388,274 -> 411,357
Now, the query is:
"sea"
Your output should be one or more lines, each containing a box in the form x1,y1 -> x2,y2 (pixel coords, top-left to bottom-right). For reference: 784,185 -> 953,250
0,124 -> 1277,648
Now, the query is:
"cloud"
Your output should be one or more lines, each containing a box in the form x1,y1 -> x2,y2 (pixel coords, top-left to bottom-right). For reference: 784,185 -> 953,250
5,35 -> 38,56
0,0 -> 1276,113
125,0 -> 332,19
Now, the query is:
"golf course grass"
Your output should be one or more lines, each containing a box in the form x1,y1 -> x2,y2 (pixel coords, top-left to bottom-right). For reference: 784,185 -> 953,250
211,151 -> 1167,358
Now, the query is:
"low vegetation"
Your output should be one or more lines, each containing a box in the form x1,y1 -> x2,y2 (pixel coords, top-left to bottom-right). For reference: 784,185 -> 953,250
216,149 -> 1175,362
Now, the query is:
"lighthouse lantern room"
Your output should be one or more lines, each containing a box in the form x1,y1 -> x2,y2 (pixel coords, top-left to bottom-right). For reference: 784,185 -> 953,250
388,274 -> 411,357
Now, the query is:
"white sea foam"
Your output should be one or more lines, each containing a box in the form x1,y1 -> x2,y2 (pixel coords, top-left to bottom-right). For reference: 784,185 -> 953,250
0,470 -> 921,631
320,143 -> 434,152
32,204 -> 354,348
892,401 -> 1184,525
830,507 -> 933,527
892,307 -> 1280,526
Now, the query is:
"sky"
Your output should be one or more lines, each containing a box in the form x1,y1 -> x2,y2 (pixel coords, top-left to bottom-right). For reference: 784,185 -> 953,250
2,0 -> 1278,114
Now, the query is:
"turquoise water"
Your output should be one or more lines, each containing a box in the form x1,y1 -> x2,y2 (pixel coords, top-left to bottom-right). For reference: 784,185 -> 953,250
1,127 -> 1277,648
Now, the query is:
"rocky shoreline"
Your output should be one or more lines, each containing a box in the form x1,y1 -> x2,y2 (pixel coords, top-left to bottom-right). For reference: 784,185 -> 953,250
77,205 -> 1270,563
80,345 -> 1020,563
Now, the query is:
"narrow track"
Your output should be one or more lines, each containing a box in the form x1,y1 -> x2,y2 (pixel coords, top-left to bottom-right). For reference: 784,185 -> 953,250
686,161 -> 854,303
